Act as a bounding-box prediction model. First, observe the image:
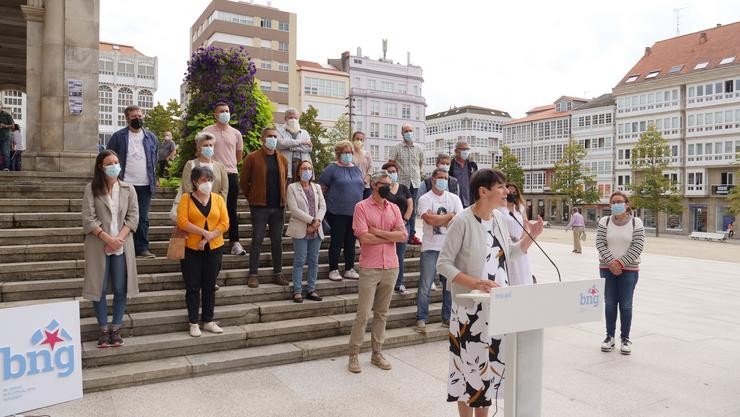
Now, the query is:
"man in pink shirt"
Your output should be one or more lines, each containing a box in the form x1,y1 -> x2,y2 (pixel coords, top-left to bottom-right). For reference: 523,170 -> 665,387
203,102 -> 246,256
565,207 -> 586,254
347,171 -> 408,374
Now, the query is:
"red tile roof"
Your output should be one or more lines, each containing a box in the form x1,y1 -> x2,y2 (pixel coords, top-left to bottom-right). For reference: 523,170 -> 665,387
99,42 -> 145,56
297,60 -> 347,76
616,21 -> 740,87
506,106 -> 571,124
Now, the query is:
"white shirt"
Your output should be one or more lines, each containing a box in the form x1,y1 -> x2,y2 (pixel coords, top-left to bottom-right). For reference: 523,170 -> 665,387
498,206 -> 533,286
105,182 -> 124,256
417,190 -> 463,252
123,130 -> 149,185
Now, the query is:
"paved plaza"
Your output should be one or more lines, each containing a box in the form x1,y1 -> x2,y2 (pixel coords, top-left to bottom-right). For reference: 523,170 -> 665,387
38,228 -> 740,417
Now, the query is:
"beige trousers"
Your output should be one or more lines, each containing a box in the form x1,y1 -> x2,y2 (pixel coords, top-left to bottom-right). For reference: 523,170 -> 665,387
348,267 -> 397,354
572,226 -> 584,253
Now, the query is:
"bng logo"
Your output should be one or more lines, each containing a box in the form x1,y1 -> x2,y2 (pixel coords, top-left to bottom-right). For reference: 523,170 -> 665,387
1,319 -> 76,380
579,285 -> 600,307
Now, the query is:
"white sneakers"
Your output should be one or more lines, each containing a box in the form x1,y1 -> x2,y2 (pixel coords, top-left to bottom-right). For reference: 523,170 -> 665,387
344,268 -> 360,279
601,336 -> 615,352
328,270 -> 343,281
430,282 -> 437,291
329,269 -> 359,281
602,336 -> 633,355
620,338 -> 632,355
189,324 -> 201,337
414,320 -> 426,333
189,322 -> 223,337
231,242 -> 246,256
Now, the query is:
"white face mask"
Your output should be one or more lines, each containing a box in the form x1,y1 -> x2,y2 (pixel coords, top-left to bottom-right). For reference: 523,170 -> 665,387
198,181 -> 213,194
286,118 -> 299,130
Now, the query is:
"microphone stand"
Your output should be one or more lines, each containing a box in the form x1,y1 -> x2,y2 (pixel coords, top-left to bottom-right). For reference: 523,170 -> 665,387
509,211 -> 562,282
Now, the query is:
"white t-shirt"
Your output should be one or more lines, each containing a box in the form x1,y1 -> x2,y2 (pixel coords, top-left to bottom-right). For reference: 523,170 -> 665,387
417,190 -> 463,252
105,182 -> 124,256
123,130 -> 149,186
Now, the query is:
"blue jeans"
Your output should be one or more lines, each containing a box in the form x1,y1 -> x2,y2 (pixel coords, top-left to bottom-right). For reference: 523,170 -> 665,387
292,236 -> 321,294
133,185 -> 153,254
394,222 -> 412,288
601,269 -> 639,339
408,186 -> 419,238
0,137 -> 10,170
416,250 -> 450,322
92,254 -> 127,328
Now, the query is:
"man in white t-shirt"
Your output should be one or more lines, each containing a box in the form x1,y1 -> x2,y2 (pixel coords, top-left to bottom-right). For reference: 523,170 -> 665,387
414,168 -> 463,333
106,105 -> 159,258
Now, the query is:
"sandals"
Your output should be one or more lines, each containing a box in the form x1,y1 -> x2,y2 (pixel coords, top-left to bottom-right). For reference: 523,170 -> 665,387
293,293 -> 303,303
305,291 -> 323,302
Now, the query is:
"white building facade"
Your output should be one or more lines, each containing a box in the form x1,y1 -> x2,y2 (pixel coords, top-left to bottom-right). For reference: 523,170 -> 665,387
424,105 -> 510,175
297,60 -> 349,129
0,89 -> 25,134
329,49 -> 426,171
98,42 -> 158,145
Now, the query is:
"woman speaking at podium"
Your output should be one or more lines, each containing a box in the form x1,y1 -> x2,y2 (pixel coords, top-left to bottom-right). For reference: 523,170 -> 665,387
437,169 -> 544,417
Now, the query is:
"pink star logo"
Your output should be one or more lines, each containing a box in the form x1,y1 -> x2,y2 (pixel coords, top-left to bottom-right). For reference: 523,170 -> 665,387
588,286 -> 599,296
40,329 -> 64,350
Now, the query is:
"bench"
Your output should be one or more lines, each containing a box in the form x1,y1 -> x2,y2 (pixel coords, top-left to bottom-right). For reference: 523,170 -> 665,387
689,231 -> 727,242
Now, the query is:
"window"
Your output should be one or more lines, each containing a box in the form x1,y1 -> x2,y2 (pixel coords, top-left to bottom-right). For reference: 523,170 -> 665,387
370,100 -> 380,116
401,104 -> 411,119
260,81 -> 271,91
277,83 -> 289,93
380,81 -> 393,92
720,172 -> 735,185
668,64 -> 684,74
370,145 -> 379,160
261,39 -> 272,49
117,87 -> 133,126
278,42 -> 288,52
278,63 -> 289,72
117,61 -> 134,76
278,21 -> 289,31
368,79 -> 376,90
626,75 -> 639,83
383,124 -> 396,139
383,102 -> 397,117
260,61 -> 272,70
137,63 -> 155,79
99,59 -> 114,74
397,84 -> 407,94
694,61 -> 709,70
137,89 -> 153,111
260,18 -> 272,28
214,10 -> 254,26
719,56 -> 735,65
369,122 -> 379,138
99,86 -> 113,125
645,70 -> 660,79
303,77 -> 345,97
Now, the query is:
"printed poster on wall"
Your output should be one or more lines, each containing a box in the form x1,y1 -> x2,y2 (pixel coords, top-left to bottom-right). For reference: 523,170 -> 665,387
0,301 -> 83,416
68,79 -> 83,115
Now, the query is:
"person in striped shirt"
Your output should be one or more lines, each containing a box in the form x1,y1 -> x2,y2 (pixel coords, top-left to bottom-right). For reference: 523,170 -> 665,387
596,190 -> 645,355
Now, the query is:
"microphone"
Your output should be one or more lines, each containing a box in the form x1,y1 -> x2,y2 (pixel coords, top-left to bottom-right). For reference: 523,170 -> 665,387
509,211 -> 562,282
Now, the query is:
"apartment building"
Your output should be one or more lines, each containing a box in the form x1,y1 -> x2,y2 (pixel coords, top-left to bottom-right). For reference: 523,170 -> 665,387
296,60 -> 349,129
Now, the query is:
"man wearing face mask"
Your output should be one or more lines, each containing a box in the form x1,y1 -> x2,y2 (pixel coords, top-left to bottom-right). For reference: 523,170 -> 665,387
107,105 -> 159,258
418,153 -> 460,198
240,127 -> 289,289
347,171 -> 408,374
565,207 -> 586,253
448,141 -> 478,208
203,102 -> 246,256
388,124 -> 424,245
157,131 -> 177,178
277,108 -> 312,180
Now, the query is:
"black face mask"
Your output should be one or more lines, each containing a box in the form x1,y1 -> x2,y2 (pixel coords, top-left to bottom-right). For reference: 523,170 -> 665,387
378,185 -> 391,199
506,194 -> 518,203
129,118 -> 143,129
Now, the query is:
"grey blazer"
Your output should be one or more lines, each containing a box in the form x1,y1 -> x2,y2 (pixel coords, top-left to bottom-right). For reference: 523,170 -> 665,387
285,182 -> 326,240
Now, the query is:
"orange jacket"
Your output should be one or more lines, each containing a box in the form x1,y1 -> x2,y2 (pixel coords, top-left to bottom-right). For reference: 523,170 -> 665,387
177,192 -> 229,250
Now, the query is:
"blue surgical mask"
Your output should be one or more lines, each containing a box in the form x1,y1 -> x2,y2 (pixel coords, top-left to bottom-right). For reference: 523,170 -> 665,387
300,170 -> 313,182
340,153 -> 353,164
218,112 -> 230,124
265,136 -> 278,150
460,150 -> 470,160
438,164 -> 450,172
611,203 -> 626,215
435,179 -> 448,191
389,172 -> 398,183
201,146 -> 214,158
104,163 -> 121,178
403,132 -> 413,142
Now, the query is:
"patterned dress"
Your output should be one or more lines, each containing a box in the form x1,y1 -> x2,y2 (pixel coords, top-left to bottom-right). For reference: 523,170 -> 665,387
448,217 -> 508,408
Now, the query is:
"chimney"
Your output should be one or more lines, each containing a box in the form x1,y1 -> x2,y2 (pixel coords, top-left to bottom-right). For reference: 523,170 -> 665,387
717,23 -> 722,27
356,47 -> 362,57
644,46 -> 651,56
407,51 -> 411,66
699,32 -> 708,44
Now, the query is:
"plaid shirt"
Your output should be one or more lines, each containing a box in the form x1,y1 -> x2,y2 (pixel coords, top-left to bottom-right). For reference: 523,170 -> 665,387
389,142 -> 424,188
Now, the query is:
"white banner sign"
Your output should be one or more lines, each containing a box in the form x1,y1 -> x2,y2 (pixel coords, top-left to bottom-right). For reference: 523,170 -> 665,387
1,301 -> 83,416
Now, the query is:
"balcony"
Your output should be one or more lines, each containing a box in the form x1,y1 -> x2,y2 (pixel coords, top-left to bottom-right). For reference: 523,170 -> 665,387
711,184 -> 736,196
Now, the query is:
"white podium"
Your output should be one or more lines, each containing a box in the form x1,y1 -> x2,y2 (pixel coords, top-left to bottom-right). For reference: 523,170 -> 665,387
458,279 -> 604,417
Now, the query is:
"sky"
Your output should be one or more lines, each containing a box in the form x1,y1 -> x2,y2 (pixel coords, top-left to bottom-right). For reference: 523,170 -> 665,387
100,0 -> 740,118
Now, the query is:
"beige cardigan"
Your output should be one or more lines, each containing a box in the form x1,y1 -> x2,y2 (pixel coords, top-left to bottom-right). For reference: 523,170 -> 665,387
181,158 -> 229,201
81,181 -> 139,302
285,181 -> 326,240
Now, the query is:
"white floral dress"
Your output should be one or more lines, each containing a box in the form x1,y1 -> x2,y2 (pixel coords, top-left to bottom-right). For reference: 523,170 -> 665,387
447,218 -> 507,407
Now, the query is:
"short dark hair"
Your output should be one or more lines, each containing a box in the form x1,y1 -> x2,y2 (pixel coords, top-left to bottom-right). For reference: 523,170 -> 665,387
214,102 -> 230,111
470,168 -> 507,203
381,162 -> 398,171
432,168 -> 448,178
261,126 -> 278,138
191,166 -> 214,189
124,105 -> 142,118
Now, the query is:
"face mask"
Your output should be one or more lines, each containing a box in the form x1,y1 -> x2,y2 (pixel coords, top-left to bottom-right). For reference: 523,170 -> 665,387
218,112 -> 230,124
201,146 -> 214,158
340,153 -> 353,164
103,163 -> 121,178
506,194 -> 518,203
389,172 -> 398,183
129,118 -> 143,130
459,150 -> 470,160
611,203 -> 626,215
198,181 -> 213,194
164,136 -> 172,141
403,132 -> 413,142
300,170 -> 313,182
265,136 -> 278,150
435,179 -> 448,191
378,185 -> 391,199
287,119 -> 299,130
353,140 -> 364,149
438,164 -> 450,172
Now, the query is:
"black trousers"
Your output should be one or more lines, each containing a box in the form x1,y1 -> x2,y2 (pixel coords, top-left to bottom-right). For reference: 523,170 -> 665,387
249,206 -> 285,275
327,212 -> 355,271
181,246 -> 223,324
227,173 -> 240,242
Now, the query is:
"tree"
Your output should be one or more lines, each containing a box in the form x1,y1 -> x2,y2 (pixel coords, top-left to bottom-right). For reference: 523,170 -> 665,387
299,106 -> 332,174
143,101 -> 179,140
629,126 -> 682,237
495,145 -> 524,190
551,138 -> 601,210
325,114 -> 351,146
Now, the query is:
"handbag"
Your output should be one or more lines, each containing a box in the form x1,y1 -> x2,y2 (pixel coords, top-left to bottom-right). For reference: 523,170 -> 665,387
166,226 -> 187,260
169,186 -> 183,223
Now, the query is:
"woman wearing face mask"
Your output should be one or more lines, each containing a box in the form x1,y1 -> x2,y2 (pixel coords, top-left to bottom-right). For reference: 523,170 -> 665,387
351,131 -> 373,199
381,162 -> 414,295
286,160 -> 327,303
181,131 -> 229,202
177,166 -> 230,337
82,150 -> 140,348
437,169 -> 544,417
596,191 -> 645,355
498,182 -> 535,286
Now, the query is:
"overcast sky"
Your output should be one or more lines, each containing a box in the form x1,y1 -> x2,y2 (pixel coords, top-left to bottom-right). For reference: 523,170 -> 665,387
101,0 -> 740,118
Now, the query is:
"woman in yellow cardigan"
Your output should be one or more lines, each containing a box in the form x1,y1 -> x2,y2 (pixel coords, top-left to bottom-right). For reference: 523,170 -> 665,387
177,166 -> 229,337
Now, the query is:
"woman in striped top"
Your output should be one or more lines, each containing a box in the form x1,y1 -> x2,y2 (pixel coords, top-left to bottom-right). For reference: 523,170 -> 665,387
596,191 -> 645,355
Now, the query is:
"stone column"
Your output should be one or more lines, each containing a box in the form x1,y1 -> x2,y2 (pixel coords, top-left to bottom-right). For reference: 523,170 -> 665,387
20,0 -> 45,167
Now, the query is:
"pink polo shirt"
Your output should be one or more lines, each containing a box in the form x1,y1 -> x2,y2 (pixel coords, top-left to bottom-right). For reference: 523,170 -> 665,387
203,124 -> 244,174
353,197 -> 407,269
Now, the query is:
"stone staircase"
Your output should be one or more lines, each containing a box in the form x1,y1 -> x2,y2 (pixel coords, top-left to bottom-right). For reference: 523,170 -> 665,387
0,172 -> 446,392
